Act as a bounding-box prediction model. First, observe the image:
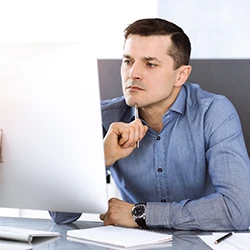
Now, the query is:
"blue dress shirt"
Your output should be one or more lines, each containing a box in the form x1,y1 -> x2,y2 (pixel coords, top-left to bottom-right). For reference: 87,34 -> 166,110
50,83 -> 250,230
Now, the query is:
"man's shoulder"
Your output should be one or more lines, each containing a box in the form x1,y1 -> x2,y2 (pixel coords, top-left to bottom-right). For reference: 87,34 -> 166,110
101,96 -> 127,111
101,97 -> 131,125
183,83 -> 238,121
184,82 -> 229,107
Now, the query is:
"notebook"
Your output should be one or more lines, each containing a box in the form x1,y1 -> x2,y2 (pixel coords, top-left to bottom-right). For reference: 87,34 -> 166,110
67,225 -> 172,249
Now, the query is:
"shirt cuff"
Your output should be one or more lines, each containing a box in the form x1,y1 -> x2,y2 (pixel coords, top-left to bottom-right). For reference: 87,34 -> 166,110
146,202 -> 171,228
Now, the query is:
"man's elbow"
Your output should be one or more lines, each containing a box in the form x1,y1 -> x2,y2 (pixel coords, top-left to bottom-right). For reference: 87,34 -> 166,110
233,213 -> 250,231
229,201 -> 250,230
49,211 -> 82,224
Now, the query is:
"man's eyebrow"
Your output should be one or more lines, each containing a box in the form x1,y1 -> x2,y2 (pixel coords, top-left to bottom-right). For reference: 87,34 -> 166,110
122,54 -> 132,59
142,56 -> 161,63
122,54 -> 161,63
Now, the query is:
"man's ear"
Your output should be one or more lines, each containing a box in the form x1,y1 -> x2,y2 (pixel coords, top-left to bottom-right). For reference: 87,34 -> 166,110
174,65 -> 192,87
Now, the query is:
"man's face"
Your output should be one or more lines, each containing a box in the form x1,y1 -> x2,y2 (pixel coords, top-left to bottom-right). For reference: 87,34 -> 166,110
121,35 -> 180,109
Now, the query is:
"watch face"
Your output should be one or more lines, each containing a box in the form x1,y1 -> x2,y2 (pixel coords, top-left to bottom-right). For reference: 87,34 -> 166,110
132,204 -> 145,218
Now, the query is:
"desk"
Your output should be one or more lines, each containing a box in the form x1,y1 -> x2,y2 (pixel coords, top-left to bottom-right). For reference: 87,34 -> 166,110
0,217 -> 214,249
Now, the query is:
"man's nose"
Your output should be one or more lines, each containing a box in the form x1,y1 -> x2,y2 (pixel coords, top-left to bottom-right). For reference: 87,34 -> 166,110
128,63 -> 143,80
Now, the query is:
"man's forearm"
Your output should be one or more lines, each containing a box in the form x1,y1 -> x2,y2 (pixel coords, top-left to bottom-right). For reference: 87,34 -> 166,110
146,192 -> 250,231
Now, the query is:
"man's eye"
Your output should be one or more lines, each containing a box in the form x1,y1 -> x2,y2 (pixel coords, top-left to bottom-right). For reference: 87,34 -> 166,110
146,62 -> 156,68
124,60 -> 132,65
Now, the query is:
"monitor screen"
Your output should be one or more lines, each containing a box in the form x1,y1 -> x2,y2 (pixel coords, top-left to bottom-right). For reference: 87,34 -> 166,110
0,43 -> 108,214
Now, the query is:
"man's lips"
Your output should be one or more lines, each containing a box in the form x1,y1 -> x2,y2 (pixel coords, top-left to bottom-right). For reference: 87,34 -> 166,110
126,86 -> 143,91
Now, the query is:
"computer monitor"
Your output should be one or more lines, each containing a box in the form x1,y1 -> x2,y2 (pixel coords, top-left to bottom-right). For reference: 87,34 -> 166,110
0,43 -> 108,214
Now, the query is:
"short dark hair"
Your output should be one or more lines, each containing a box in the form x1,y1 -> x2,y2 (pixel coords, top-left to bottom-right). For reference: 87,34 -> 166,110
124,18 -> 191,69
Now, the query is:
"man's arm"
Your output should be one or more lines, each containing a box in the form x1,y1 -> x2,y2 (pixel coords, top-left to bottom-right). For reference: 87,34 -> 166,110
101,98 -> 250,231
49,211 -> 81,224
144,100 -> 250,230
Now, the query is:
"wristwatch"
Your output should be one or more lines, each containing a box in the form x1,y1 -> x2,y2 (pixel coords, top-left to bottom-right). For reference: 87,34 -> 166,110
131,203 -> 147,228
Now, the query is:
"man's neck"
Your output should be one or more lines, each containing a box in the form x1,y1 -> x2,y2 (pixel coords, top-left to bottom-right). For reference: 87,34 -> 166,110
140,108 -> 164,133
139,87 -> 181,133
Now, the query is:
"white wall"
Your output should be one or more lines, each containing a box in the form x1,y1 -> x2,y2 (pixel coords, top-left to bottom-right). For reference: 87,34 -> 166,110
157,0 -> 250,59
1,0 -> 248,59
0,0 -> 157,58
94,0 -> 157,58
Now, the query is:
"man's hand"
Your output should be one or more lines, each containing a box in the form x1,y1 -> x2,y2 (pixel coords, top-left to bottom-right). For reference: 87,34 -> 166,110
104,120 -> 148,166
100,198 -> 138,228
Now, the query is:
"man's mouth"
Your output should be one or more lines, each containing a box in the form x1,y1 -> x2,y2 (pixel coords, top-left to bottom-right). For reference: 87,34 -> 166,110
126,85 -> 143,91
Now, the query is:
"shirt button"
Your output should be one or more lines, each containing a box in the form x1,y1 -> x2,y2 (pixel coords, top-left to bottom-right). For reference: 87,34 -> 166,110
158,168 -> 162,172
161,198 -> 166,202
157,136 -> 161,140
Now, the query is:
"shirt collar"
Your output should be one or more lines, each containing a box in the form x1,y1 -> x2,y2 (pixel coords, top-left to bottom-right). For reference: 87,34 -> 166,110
129,86 -> 186,122
169,86 -> 186,115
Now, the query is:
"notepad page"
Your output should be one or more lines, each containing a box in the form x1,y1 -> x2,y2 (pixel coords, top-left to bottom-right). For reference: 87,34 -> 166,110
67,225 -> 172,249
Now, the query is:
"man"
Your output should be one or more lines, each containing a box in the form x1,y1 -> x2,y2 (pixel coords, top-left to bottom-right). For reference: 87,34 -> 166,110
50,18 -> 250,230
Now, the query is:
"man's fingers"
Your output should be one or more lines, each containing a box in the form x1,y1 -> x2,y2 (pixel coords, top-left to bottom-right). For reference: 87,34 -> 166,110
100,198 -> 137,227
118,120 -> 147,148
99,213 -> 105,221
103,120 -> 148,166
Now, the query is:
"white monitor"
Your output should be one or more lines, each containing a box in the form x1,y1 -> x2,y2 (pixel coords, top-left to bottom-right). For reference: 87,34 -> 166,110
0,43 -> 108,214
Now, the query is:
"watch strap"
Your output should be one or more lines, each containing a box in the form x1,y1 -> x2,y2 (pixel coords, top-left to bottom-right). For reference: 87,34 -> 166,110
135,216 -> 147,228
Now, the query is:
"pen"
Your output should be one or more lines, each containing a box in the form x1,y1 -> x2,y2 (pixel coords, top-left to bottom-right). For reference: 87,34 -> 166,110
214,232 -> 233,244
134,104 -> 139,148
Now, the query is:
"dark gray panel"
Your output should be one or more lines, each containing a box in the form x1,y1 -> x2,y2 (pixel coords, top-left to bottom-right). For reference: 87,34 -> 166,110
97,59 -> 123,100
188,60 -> 250,155
97,59 -> 250,155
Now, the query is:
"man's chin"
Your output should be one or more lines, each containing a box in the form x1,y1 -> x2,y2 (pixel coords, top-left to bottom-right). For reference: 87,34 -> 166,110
124,98 -> 136,107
